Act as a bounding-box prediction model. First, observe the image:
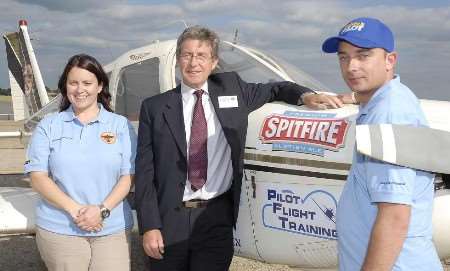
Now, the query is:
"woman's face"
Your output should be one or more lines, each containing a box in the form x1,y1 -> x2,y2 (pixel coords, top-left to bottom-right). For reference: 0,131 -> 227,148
66,67 -> 102,113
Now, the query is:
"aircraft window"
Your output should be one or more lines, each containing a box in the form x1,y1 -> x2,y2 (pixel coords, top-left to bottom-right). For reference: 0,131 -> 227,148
174,42 -> 285,85
115,57 -> 160,121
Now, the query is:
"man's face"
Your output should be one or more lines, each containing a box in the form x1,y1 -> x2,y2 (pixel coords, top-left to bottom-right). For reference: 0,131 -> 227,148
178,39 -> 218,90
338,41 -> 395,97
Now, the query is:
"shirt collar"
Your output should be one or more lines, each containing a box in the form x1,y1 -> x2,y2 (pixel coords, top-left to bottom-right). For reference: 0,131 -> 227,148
61,103 -> 110,124
357,75 -> 400,118
181,81 -> 209,104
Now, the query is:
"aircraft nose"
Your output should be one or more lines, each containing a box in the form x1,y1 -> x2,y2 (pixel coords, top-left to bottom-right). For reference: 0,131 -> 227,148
432,189 -> 450,260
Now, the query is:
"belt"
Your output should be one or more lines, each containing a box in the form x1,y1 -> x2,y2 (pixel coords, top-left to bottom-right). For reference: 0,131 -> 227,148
182,192 -> 230,209
183,199 -> 209,208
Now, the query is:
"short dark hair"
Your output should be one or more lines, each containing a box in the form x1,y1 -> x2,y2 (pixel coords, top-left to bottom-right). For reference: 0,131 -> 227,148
58,54 -> 112,112
176,25 -> 220,59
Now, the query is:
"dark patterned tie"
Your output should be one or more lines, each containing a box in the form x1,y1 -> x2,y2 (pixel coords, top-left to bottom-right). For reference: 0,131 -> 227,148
188,89 -> 208,191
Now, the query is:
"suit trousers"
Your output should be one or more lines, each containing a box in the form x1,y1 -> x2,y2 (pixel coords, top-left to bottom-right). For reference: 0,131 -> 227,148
148,193 -> 234,271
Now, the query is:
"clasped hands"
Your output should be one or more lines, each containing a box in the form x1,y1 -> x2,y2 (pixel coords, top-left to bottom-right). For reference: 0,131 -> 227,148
70,205 -> 103,233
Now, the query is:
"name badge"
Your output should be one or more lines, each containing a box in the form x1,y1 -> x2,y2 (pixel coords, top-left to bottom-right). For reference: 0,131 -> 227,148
218,96 -> 238,108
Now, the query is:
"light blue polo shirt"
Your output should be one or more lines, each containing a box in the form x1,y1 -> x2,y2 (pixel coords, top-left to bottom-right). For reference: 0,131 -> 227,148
337,76 -> 442,270
25,104 -> 136,236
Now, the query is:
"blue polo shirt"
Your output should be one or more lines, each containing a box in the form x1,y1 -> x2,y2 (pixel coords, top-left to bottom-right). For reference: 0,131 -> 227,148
337,76 -> 442,270
25,104 -> 136,236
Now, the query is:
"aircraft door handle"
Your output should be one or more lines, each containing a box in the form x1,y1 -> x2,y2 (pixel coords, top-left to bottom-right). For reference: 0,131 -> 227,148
251,175 -> 256,198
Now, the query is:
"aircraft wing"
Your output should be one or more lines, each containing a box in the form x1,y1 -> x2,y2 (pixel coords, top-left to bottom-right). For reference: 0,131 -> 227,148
356,124 -> 450,174
0,187 -> 38,234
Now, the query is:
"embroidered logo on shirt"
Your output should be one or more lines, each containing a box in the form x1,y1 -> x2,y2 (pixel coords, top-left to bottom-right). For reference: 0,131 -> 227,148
100,132 -> 116,144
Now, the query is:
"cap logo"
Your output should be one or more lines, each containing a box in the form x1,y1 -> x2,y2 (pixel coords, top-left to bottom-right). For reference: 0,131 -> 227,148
340,22 -> 365,34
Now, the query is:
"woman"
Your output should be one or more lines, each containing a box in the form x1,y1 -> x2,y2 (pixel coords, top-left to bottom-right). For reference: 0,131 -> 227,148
25,54 -> 136,271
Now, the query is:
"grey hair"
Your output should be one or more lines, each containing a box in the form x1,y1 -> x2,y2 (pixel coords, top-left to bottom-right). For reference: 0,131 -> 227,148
176,25 -> 220,59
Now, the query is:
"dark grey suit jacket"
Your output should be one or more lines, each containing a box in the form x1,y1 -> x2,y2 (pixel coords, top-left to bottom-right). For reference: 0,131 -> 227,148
134,71 -> 312,237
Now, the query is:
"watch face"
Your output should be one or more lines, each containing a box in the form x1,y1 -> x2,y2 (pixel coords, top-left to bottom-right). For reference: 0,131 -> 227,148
101,208 -> 110,219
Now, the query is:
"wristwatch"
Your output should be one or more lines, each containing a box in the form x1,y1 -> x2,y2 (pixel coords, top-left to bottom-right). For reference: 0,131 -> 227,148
99,204 -> 110,220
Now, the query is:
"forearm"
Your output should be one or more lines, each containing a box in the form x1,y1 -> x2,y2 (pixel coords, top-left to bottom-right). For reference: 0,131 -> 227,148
102,175 -> 133,210
362,203 -> 411,271
276,81 -> 310,105
30,172 -> 80,216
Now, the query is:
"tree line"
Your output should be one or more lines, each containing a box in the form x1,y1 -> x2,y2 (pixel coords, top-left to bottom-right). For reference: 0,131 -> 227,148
0,88 -> 11,95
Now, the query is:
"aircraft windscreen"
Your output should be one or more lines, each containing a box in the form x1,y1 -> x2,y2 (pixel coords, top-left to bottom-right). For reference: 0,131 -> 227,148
243,46 -> 328,91
270,55 -> 329,91
215,43 -> 285,83
175,42 -> 285,85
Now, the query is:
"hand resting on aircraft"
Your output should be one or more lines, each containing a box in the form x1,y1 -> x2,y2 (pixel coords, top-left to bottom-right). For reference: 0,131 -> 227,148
302,92 -> 346,110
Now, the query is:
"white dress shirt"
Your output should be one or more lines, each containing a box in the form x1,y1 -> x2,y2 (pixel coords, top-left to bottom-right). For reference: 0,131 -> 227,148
181,82 -> 233,201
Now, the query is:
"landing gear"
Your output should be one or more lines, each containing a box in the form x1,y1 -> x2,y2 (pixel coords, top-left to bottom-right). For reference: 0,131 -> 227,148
436,174 -> 450,190
443,174 -> 450,189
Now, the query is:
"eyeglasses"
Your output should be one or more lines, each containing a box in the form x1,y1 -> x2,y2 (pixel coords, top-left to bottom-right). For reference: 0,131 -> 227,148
179,52 -> 213,64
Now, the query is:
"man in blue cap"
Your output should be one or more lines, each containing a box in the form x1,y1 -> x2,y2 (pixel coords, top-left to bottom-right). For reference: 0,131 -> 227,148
322,17 -> 442,270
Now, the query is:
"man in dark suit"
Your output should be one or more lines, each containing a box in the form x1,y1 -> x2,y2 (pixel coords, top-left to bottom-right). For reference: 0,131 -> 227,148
135,25 -> 344,271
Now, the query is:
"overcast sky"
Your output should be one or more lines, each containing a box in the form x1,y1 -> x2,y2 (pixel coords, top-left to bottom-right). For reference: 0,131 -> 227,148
1,0 -> 449,101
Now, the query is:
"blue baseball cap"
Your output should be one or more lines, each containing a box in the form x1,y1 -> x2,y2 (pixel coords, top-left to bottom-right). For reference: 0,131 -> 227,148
322,17 -> 394,53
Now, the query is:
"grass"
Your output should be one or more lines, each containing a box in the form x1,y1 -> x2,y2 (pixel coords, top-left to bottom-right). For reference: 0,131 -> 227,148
0,96 -> 12,103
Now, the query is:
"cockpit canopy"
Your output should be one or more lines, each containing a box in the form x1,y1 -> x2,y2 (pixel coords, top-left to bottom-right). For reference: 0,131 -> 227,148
111,40 -> 324,121
25,40 -> 324,128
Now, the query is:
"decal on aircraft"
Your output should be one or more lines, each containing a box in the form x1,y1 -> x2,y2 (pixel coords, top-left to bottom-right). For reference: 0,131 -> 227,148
129,52 -> 152,61
259,111 -> 350,156
262,188 -> 338,240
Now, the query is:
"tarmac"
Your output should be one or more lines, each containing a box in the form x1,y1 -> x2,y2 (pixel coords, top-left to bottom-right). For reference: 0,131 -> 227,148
0,232 -> 296,271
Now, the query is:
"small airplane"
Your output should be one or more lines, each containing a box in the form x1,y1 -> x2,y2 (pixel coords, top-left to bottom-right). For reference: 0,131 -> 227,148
1,20 -> 450,269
